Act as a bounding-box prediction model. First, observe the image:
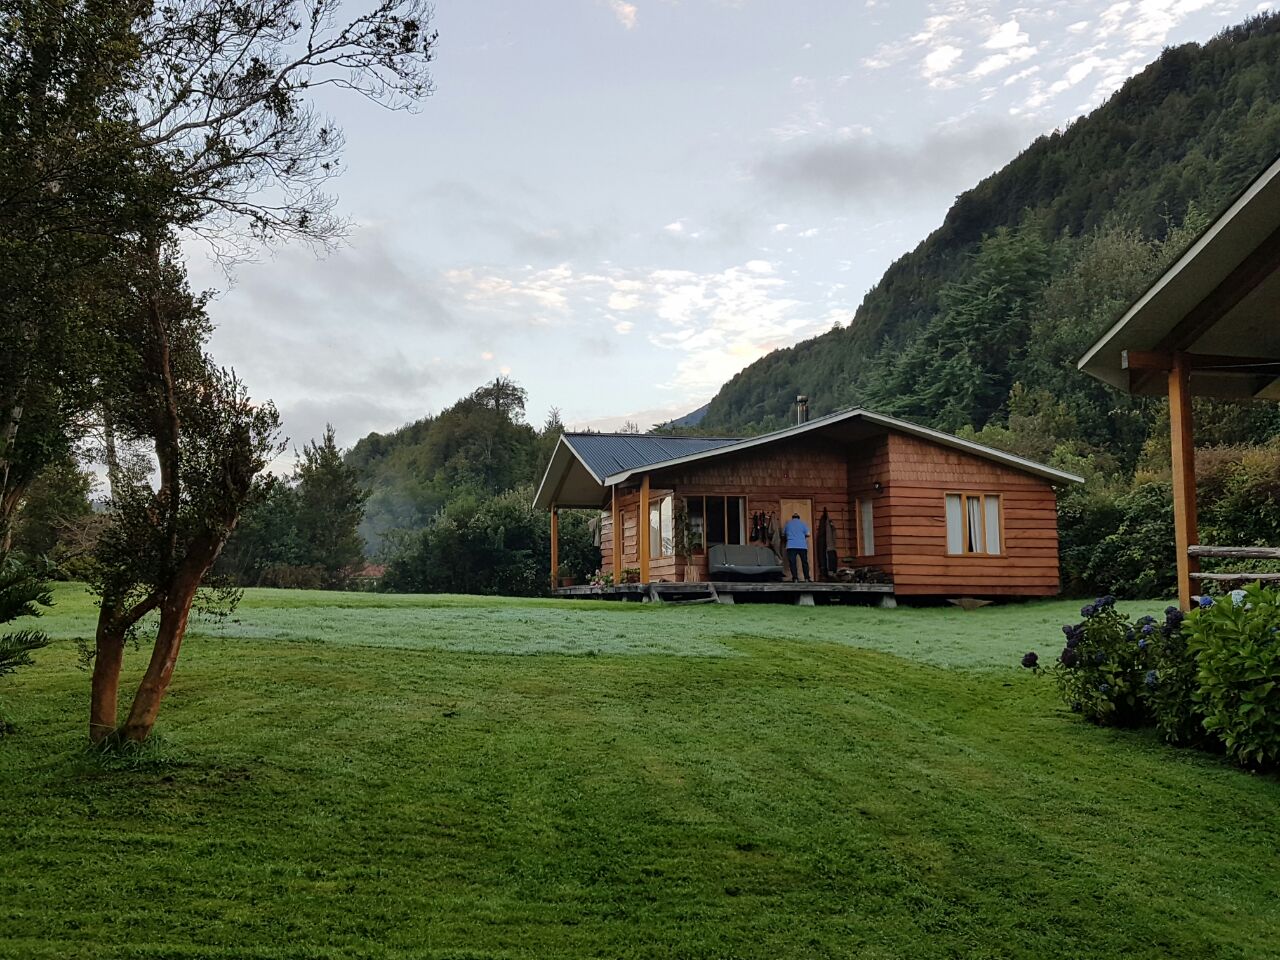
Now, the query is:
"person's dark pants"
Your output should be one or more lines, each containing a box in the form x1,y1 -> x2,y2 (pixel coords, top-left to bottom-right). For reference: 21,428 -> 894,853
787,548 -> 810,582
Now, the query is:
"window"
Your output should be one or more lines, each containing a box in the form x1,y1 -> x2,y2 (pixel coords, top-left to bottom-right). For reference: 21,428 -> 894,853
684,495 -> 747,550
945,494 -> 1002,555
649,495 -> 674,559
859,498 -> 875,556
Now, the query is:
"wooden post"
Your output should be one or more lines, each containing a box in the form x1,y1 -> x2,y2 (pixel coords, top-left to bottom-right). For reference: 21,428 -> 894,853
1169,354 -> 1199,609
611,486 -> 621,581
639,474 -> 651,584
550,505 -> 559,595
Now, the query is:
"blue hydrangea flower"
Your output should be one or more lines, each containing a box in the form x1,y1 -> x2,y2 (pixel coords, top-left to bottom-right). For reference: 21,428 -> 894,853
1198,596 -> 1214,609
1059,647 -> 1079,668
1094,652 -> 1106,664
1021,651 -> 1039,670
1230,589 -> 1247,607
1142,623 -> 1155,635
1144,670 -> 1158,689
1098,683 -> 1110,694
1138,638 -> 1149,651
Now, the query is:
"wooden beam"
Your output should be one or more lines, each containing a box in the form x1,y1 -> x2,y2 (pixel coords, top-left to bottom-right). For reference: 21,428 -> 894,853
1189,545 -> 1280,559
611,485 -> 621,581
550,506 -> 559,595
1123,350 -> 1280,372
638,475 -> 650,584
1157,221 -> 1280,353
1169,354 -> 1199,609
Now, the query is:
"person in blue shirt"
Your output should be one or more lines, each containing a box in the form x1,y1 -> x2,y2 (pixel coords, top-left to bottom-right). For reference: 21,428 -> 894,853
783,512 -> 811,582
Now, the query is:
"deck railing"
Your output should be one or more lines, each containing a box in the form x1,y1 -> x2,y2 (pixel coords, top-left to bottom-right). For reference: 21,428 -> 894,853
1188,545 -> 1280,583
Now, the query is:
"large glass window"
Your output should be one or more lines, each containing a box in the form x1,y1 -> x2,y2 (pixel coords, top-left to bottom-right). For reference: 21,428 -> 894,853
649,495 -> 675,559
945,494 -> 1002,555
686,495 -> 746,548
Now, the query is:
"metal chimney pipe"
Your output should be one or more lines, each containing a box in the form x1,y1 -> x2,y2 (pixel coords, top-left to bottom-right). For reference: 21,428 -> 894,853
796,395 -> 809,425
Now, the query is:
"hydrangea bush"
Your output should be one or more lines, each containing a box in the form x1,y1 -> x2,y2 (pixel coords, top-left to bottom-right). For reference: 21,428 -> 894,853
1044,596 -> 1152,726
1026,586 -> 1280,770
1186,584 -> 1280,769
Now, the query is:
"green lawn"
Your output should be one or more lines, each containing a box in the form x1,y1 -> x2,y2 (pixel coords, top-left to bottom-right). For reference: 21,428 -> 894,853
2,586 -> 1277,959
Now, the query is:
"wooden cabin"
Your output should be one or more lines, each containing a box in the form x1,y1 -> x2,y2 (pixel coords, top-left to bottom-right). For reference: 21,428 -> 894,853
1080,151 -> 1280,609
534,408 -> 1081,600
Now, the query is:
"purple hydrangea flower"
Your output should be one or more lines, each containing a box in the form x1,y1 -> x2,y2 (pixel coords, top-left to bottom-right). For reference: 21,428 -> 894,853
1142,623 -> 1155,635
1060,647 -> 1079,668
1021,651 -> 1039,669
1081,604 -> 1097,618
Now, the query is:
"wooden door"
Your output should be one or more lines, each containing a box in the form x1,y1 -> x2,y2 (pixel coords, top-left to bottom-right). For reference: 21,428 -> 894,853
778,497 -> 814,579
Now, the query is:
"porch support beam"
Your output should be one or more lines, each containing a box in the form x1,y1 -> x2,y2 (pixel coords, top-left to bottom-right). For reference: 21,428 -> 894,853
1169,354 -> 1199,609
638,475 -> 651,584
611,485 -> 621,581
550,505 -> 560,595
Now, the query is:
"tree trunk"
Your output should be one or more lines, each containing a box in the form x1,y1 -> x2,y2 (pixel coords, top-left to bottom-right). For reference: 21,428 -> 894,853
119,548 -> 217,743
90,618 -> 127,745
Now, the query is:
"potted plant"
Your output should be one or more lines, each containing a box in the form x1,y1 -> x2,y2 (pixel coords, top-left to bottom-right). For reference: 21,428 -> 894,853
589,569 -> 614,588
556,565 -> 576,588
674,498 -> 703,582
622,566 -> 641,584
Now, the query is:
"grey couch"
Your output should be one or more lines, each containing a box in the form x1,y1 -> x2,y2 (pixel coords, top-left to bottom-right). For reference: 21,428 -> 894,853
707,543 -> 785,580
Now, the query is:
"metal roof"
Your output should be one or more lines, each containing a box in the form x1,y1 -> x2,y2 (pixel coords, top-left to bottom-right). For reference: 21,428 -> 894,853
564,433 -> 742,481
1079,151 -> 1280,399
532,410 -> 1081,510
601,409 -> 1084,487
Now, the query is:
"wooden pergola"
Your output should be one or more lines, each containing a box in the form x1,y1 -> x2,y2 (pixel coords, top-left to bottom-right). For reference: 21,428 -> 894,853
1079,153 -> 1280,608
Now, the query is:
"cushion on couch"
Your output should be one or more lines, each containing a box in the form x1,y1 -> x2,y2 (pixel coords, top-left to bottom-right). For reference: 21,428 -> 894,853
707,543 -> 785,579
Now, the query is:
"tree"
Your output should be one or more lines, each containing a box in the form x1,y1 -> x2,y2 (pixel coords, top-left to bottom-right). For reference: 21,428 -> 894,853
88,248 -> 281,745
0,556 -> 53,731
10,455 -> 94,560
294,426 -> 367,586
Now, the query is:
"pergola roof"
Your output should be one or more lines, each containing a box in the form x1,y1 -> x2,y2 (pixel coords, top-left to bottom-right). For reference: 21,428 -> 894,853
532,408 -> 1082,511
1079,152 -> 1280,399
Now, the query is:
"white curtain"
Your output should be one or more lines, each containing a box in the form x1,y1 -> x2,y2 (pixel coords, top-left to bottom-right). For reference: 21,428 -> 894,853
966,496 -> 985,553
860,499 -> 875,555
945,495 -> 964,554
984,495 -> 1001,554
660,496 -> 674,557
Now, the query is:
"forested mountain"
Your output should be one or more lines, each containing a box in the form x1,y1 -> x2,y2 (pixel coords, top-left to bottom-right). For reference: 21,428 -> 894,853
700,13 -> 1280,437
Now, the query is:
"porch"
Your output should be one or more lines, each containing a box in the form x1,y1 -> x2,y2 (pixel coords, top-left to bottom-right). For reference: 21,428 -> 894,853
554,579 -> 896,606
1079,152 -> 1280,608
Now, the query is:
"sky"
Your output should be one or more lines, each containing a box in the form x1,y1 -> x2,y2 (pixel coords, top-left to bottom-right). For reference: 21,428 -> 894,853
191,0 -> 1275,449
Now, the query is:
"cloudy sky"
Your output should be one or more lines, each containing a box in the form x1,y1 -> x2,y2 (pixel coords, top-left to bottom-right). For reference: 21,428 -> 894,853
192,0 -> 1273,447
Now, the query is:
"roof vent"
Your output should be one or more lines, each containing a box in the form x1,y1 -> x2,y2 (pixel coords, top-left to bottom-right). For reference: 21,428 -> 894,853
795,395 -> 809,425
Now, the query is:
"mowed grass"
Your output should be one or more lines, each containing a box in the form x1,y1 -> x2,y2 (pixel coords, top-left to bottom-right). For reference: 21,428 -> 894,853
2,587 -> 1278,959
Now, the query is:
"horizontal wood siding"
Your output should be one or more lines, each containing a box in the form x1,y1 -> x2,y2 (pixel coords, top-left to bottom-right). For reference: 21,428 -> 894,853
599,511 -> 614,574
847,436 -> 891,572
650,437 -> 853,579
883,433 -> 1061,596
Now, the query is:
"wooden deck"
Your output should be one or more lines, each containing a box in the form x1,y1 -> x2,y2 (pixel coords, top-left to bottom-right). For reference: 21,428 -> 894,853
554,580 -> 895,606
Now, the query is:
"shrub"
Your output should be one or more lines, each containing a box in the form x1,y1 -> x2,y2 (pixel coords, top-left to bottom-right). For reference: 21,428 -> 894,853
1186,586 -> 1280,769
1144,606 -> 1210,748
1057,483 -> 1176,599
1045,596 -> 1153,726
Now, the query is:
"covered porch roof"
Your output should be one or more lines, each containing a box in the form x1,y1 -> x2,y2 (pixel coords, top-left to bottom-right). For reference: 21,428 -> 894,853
1078,152 -> 1280,399
1077,151 -> 1280,608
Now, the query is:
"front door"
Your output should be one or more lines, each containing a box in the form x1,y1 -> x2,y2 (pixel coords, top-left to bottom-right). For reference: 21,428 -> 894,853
778,497 -> 814,580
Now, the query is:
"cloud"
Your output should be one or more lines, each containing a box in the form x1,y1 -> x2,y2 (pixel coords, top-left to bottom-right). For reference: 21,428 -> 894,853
751,119 -> 1036,204
608,0 -> 637,29
923,43 -> 964,78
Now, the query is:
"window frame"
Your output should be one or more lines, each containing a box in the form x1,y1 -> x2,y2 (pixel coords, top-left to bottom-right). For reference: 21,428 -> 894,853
944,491 -> 1004,557
649,494 -> 675,560
682,494 -> 748,553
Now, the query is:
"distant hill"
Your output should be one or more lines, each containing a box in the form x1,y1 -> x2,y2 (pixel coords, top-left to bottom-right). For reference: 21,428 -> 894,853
701,14 -> 1280,436
665,402 -> 710,428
